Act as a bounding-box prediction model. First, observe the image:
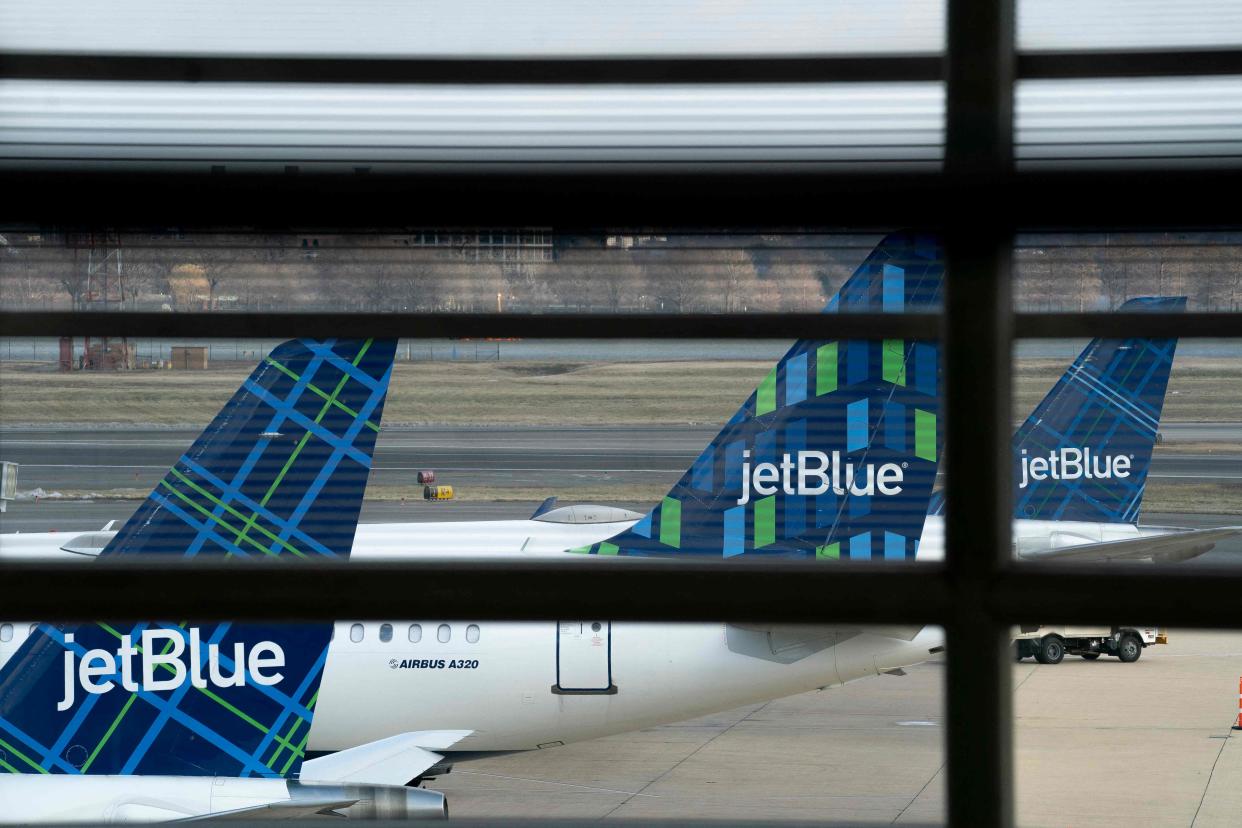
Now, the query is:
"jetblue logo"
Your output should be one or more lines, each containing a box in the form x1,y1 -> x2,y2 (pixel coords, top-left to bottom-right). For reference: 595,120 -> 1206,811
738,450 -> 905,506
58,629 -> 285,712
1018,448 -> 1132,490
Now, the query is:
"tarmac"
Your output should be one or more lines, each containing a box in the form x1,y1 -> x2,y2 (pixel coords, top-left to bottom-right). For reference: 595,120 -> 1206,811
2,425 -> 1241,825
430,630 -> 1242,826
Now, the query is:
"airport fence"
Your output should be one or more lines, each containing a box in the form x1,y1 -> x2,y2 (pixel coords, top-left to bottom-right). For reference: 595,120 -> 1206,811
0,338 -> 501,365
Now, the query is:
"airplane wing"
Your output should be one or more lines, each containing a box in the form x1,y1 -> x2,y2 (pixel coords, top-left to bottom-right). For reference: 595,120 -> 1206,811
299,730 -> 473,787
727,624 -> 925,664
1019,527 -> 1241,563
177,799 -> 359,821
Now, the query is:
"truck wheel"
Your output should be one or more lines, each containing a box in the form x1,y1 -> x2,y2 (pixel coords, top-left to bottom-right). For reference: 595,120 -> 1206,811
1080,653 -> 1101,660
1116,634 -> 1142,663
1035,636 -> 1065,665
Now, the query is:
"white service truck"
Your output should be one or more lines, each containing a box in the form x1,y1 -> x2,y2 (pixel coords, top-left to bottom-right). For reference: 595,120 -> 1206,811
1014,625 -> 1165,664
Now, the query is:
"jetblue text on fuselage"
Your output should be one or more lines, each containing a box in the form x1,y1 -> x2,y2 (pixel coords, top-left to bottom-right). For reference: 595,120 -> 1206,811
1018,447 -> 1131,490
737,450 -> 905,506
58,628 -> 286,711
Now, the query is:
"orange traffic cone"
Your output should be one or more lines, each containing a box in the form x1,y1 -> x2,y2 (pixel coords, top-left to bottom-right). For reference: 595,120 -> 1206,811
1235,677 -> 1242,731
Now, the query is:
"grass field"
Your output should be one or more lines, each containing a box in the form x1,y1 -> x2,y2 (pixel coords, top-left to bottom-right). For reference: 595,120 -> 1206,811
1,356 -> 1237,427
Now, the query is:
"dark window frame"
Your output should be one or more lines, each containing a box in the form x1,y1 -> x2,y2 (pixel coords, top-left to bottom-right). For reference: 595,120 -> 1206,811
4,3 -> 1242,825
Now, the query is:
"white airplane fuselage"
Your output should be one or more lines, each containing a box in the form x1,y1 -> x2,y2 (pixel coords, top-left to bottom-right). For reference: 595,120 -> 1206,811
0,511 -> 1175,758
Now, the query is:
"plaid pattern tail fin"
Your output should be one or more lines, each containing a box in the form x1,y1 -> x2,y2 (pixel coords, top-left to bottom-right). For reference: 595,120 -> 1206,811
0,339 -> 396,778
1012,298 -> 1184,524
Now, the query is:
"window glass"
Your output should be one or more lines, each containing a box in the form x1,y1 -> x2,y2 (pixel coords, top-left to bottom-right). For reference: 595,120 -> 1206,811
466,624 -> 480,644
0,82 -> 945,173
1019,0 -> 1242,51
379,623 -> 393,643
0,624 -> 11,642
437,624 -> 451,643
0,230 -> 940,315
349,623 -> 364,643
1017,78 -> 1242,171
0,1 -> 946,57
408,623 -> 422,643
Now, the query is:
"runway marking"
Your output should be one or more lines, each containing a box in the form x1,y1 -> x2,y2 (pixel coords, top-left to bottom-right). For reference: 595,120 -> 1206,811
0,439 -> 700,456
19,464 -> 169,469
453,770 -> 660,798
14,463 -> 686,474
17,464 -> 1242,477
374,466 -> 683,473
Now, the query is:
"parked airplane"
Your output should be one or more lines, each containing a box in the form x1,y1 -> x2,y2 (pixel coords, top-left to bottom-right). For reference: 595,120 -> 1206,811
0,233 -> 950,821
0,234 -> 1233,822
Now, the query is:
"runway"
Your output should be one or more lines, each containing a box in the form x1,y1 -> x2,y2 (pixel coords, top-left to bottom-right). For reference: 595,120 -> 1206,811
2,423 -> 1241,495
2,425 -> 1241,824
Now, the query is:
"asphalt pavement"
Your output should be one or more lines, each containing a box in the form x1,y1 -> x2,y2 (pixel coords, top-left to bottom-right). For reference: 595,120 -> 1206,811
2,424 -> 1240,496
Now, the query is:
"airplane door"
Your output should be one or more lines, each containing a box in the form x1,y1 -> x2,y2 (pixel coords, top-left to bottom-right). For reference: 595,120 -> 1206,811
555,621 -> 615,693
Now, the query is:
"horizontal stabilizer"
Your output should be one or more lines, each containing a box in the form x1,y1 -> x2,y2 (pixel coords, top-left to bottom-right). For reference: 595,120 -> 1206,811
531,496 -> 559,518
299,730 -> 472,787
1019,527 -> 1240,563
178,799 -> 359,821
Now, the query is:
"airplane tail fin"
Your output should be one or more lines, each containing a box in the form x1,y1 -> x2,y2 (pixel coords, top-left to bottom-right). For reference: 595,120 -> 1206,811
1013,297 -> 1185,523
571,233 -> 945,559
0,339 -> 397,778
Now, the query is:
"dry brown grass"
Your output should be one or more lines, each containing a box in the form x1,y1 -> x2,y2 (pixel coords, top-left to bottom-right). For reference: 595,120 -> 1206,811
1,355 -> 1236,427
0,360 -> 774,427
1012,357 -> 1238,424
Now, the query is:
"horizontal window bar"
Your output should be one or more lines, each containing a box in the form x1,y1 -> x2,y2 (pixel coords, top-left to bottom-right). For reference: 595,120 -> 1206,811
1018,48 -> 1242,79
0,53 -> 943,85
0,311 -> 942,340
2,310 -> 1235,340
0,560 -> 947,623
5,169 -> 1241,226
3,560 -> 1241,625
995,566 -> 1242,625
4,50 -> 1240,85
1015,311 -> 1242,338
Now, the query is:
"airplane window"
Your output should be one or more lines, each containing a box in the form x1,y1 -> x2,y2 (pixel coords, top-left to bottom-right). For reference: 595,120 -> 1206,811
466,624 -> 480,644
437,624 -> 451,643
0,624 -> 11,642
349,623 -> 364,643
29,624 -> 38,635
408,624 -> 422,643
379,623 -> 393,643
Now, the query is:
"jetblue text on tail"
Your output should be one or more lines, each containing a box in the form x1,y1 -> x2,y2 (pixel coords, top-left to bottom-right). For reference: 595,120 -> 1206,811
1017,448 -> 1132,491
58,629 -> 286,711
737,450 -> 905,505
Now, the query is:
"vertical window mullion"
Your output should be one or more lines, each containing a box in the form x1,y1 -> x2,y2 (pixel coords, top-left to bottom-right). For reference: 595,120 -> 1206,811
945,0 -> 1017,825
